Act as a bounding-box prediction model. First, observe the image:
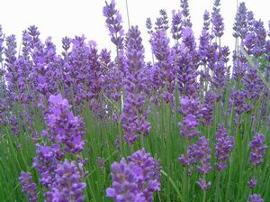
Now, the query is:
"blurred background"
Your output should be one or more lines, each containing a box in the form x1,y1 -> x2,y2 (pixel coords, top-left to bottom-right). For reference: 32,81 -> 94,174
0,0 -> 269,58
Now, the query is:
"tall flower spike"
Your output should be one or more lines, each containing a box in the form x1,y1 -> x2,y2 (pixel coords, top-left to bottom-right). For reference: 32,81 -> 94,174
121,26 -> 151,144
179,136 -> 212,183
171,10 -> 182,41
32,144 -> 61,188
211,0 -> 224,38
155,9 -> 169,31
19,172 -> 38,202
179,96 -> 202,139
150,29 -> 175,103
177,27 -> 198,98
46,160 -> 86,202
0,25 -> 4,63
103,0 -> 124,49
106,149 -> 160,202
180,0 -> 192,27
243,19 -> 266,57
46,94 -> 85,154
233,2 -> 247,39
215,124 -> 234,171
250,133 -> 267,166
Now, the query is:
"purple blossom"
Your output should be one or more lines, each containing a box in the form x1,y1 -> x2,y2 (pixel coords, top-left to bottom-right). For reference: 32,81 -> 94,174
199,10 -> 212,64
171,10 -> 182,40
103,0 -> 124,49
197,178 -> 211,190
243,19 -> 266,57
46,94 -> 85,154
150,29 -> 176,103
177,27 -> 198,98
248,177 -> 257,189
179,136 -> 212,175
232,51 -> 248,81
106,149 -> 160,202
215,124 -> 234,171
46,160 -> 86,202
179,96 -> 202,139
0,25 -> 4,63
180,0 -> 192,27
201,91 -> 218,125
230,90 -> 251,116
33,144 -> 61,188
19,172 -> 38,202
211,0 -> 224,38
249,194 -> 264,202
233,2 -> 248,39
250,133 -> 267,166
211,46 -> 230,92
121,26 -> 151,144
243,68 -> 264,100
155,9 -> 169,31
146,18 -> 153,34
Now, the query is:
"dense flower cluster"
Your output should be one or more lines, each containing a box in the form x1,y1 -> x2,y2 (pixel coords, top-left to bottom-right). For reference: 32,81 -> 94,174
179,136 -> 211,173
121,26 -> 151,144
46,160 -> 86,202
215,124 -> 234,171
19,172 -> 38,202
179,96 -> 202,139
106,149 -> 160,202
249,194 -> 264,202
45,94 -> 85,154
0,0 -> 267,201
249,133 -> 267,166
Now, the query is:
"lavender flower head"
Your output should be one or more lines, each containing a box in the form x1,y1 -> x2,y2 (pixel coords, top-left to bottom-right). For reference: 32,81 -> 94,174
121,26 -> 151,144
46,160 -> 86,202
248,177 -> 257,189
179,136 -> 211,175
33,144 -> 60,188
233,2 -> 247,39
106,149 -> 160,202
249,194 -> 264,202
46,94 -> 85,154
103,0 -> 124,49
19,172 -> 38,202
249,133 -> 267,166
215,124 -> 234,171
197,178 -> 211,190
211,0 -> 224,38
171,10 -> 182,40
180,0 -> 192,27
179,96 -> 202,139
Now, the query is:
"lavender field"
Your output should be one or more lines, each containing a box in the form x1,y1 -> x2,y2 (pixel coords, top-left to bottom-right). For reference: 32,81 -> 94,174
0,0 -> 270,201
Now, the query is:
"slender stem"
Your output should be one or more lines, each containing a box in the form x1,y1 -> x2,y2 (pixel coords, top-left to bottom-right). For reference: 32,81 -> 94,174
125,0 -> 131,29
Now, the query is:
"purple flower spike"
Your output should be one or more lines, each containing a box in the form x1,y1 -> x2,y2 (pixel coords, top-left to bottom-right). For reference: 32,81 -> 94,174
121,26 -> 151,144
233,2 -> 247,39
19,172 -> 38,202
179,136 -> 211,175
215,124 -> 234,171
180,0 -> 192,27
197,178 -> 211,190
107,149 -> 160,202
171,10 -> 182,40
179,96 -> 202,139
211,0 -> 224,38
46,160 -> 86,202
250,133 -> 267,166
248,177 -> 257,189
103,0 -> 124,49
249,194 -> 264,202
46,94 -> 85,154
